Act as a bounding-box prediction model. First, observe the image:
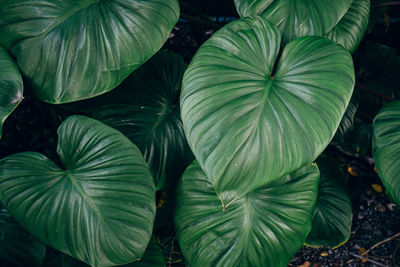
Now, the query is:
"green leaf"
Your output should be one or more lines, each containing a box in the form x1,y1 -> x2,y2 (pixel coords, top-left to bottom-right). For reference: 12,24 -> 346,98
0,46 -> 23,139
181,17 -> 355,202
373,100 -> 400,205
175,161 -> 319,267
0,115 -> 156,266
234,0 -> 274,17
325,0 -> 370,53
125,237 -> 165,267
0,0 -> 179,104
306,156 -> 352,249
0,204 -> 46,267
91,50 -> 193,190
333,94 -> 358,144
234,0 -> 352,44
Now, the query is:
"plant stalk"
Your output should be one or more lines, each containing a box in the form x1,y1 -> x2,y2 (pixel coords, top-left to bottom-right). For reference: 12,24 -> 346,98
373,1 -> 400,8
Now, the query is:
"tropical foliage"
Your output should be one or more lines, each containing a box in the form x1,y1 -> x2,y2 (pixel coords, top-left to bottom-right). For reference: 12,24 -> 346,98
0,0 -> 398,266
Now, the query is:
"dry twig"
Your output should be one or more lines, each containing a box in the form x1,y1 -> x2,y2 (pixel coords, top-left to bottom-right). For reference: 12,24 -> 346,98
347,233 -> 400,264
362,233 -> 400,256
348,252 -> 388,267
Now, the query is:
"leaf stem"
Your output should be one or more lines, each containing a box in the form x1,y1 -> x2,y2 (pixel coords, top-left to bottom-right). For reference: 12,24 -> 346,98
348,252 -> 388,266
356,83 -> 397,102
347,233 -> 400,265
180,13 -> 220,29
373,1 -> 400,8
361,233 -> 400,256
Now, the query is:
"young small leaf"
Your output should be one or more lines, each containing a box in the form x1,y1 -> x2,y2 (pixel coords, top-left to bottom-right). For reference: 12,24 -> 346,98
306,156 -> 352,249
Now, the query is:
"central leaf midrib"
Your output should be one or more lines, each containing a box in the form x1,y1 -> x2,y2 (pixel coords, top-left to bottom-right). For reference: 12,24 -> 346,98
38,0 -> 101,40
252,78 -> 274,136
65,171 -> 104,222
242,196 -> 253,239
150,103 -> 173,132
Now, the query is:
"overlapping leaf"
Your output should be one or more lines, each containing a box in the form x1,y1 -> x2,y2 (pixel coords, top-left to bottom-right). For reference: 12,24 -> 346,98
306,156 -> 352,249
126,237 -> 165,267
234,0 -> 369,51
0,0 -> 179,103
325,0 -> 370,53
0,204 -> 46,267
333,94 -> 358,144
175,161 -> 319,267
91,50 -> 193,190
0,46 -> 23,139
373,101 -> 400,205
234,0 -> 352,44
181,16 -> 354,202
0,116 -> 156,266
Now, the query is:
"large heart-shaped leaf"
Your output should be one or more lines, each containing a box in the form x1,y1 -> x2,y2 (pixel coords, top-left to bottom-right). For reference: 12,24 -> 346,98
325,0 -> 370,53
0,204 -> 46,267
0,0 -> 179,104
0,115 -> 156,266
373,100 -> 400,205
90,50 -> 193,190
175,161 -> 319,267
234,0 -> 352,44
0,46 -> 23,139
306,156 -> 352,249
181,17 -> 354,201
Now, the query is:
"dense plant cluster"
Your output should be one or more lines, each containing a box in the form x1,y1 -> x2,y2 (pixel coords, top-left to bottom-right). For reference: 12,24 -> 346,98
0,0 -> 399,266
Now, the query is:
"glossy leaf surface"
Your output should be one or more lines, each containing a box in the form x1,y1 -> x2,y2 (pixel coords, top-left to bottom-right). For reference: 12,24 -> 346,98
0,0 -> 179,103
92,50 -> 193,190
181,17 -> 354,201
306,156 -> 352,249
325,0 -> 370,53
0,204 -> 46,267
126,237 -> 165,267
234,0 -> 352,44
175,161 -> 319,267
333,95 -> 358,144
373,101 -> 400,205
0,116 -> 156,266
0,46 -> 23,139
